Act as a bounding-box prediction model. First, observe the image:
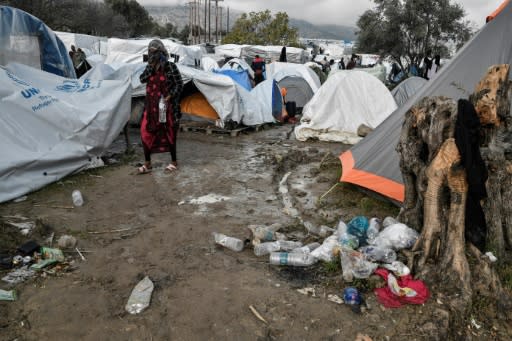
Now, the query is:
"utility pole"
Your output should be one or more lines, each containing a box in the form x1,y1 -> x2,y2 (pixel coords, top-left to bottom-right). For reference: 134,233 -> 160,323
188,1 -> 193,44
219,6 -> 223,43
204,0 -> 207,43
215,0 -> 223,44
208,0 -> 211,42
227,7 -> 229,34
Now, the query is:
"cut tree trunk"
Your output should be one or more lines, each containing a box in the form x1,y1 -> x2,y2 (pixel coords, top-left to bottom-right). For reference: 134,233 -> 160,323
397,64 -> 512,318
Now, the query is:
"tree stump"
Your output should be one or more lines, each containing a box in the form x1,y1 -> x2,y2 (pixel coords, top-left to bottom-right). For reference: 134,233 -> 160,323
396,64 -> 512,320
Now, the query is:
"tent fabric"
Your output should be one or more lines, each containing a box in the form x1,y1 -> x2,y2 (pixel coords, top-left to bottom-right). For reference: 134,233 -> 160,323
215,44 -> 248,59
329,64 -> 387,83
340,1 -> 512,203
0,63 -> 131,203
241,45 -> 309,64
250,79 -> 282,120
221,58 -> 255,79
213,68 -> 252,91
0,6 -> 76,78
181,92 -> 219,121
390,76 -> 428,107
201,56 -> 220,72
266,62 -> 321,93
55,31 -> 107,57
295,71 -> 397,144
276,76 -> 314,109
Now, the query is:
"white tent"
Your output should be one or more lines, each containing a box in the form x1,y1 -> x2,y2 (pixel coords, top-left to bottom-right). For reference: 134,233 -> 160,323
55,31 -> 107,57
201,55 -> 220,72
0,63 -> 131,203
214,44 -> 248,59
294,71 -> 397,144
241,45 -> 309,64
266,62 -> 321,93
105,38 -> 206,67
221,58 -> 255,79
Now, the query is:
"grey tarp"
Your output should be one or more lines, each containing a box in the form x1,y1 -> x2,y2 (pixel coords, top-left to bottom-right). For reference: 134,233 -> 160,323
390,76 -> 427,107
340,2 -> 512,203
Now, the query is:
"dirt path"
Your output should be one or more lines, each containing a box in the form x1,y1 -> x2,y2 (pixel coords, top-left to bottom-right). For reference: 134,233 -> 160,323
0,125 -> 501,340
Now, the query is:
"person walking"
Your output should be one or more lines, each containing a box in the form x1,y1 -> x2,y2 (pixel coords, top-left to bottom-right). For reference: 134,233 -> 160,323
138,39 -> 184,174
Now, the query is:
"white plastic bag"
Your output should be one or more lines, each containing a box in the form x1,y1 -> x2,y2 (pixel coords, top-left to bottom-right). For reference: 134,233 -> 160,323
371,223 -> 419,250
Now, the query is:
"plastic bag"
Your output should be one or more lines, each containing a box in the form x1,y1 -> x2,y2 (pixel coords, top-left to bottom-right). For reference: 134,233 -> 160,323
125,276 -> 154,314
339,233 -> 359,250
340,248 -> 378,282
347,216 -> 369,245
310,235 -> 339,262
371,223 -> 419,250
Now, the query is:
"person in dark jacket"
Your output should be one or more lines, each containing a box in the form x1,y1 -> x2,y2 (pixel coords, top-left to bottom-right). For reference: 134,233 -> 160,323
252,55 -> 266,85
279,46 -> 287,62
138,39 -> 184,174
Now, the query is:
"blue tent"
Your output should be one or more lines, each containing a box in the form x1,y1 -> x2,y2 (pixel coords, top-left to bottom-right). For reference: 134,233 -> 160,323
0,6 -> 76,78
214,68 -> 252,91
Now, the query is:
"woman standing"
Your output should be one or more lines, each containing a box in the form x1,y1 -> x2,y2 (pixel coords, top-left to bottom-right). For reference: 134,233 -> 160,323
138,39 -> 184,174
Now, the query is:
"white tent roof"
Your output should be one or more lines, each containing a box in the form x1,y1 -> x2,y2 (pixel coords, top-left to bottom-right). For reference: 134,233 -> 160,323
266,62 -> 321,93
221,58 -> 254,78
0,63 -> 131,203
55,31 -> 107,57
201,55 -> 220,72
241,45 -> 308,64
214,44 -> 248,58
294,71 -> 397,144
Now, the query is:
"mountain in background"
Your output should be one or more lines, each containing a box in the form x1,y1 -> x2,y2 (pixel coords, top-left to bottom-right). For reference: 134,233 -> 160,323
145,5 -> 357,41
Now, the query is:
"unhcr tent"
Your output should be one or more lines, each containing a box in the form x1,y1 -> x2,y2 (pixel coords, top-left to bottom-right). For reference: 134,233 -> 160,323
221,58 -> 254,79
390,76 -> 428,107
241,45 -> 309,64
55,31 -> 107,57
250,79 -> 283,121
0,63 -> 131,203
215,44 -> 248,59
213,69 -> 252,91
0,6 -> 75,78
340,0 -> 512,203
295,71 -> 397,144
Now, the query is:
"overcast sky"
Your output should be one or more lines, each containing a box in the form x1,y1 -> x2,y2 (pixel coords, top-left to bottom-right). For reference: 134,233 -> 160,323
138,0 -> 505,27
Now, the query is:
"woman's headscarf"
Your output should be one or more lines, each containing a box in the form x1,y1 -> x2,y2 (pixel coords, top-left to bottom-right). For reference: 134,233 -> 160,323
148,39 -> 169,59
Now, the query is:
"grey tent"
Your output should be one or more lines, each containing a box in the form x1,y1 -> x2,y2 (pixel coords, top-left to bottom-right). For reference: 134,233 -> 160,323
340,1 -> 512,203
278,76 -> 314,109
390,76 -> 427,107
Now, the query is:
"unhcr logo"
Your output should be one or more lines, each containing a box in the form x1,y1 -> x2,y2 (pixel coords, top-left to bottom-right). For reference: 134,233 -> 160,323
21,87 -> 40,98
55,79 -> 100,93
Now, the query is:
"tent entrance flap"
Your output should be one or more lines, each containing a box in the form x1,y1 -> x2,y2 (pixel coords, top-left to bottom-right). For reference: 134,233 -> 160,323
180,92 -> 219,121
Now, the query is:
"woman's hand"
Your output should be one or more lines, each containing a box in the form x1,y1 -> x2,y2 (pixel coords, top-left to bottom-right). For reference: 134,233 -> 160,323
165,95 -> 171,102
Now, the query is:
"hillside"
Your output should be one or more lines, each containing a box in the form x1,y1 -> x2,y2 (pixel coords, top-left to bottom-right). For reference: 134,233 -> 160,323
145,5 -> 356,41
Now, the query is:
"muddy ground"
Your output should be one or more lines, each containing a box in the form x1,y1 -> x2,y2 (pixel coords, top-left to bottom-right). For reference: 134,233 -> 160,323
0,124 -> 509,340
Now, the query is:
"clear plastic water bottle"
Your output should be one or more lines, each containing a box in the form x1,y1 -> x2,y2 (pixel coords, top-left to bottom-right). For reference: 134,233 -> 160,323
277,240 -> 303,251
358,245 -> 396,263
253,241 -> 280,256
158,95 -> 167,123
291,242 -> 321,254
212,232 -> 244,252
366,217 -> 381,242
269,252 -> 317,266
248,223 -> 283,242
72,190 -> 84,207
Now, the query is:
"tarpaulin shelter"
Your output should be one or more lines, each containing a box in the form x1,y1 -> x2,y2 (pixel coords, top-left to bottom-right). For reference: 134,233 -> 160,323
55,31 -> 107,57
340,0 -> 512,203
390,76 -> 428,107
0,6 -> 75,78
250,79 -> 283,121
241,45 -> 309,64
0,63 -> 131,203
213,68 -> 252,91
295,71 -> 397,144
221,58 -> 254,79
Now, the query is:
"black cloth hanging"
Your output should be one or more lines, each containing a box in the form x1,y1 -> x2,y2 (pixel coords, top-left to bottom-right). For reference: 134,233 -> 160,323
454,99 -> 488,251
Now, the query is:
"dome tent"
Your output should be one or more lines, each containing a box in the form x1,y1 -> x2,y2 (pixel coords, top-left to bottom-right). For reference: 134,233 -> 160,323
0,6 -> 75,78
295,71 -> 397,144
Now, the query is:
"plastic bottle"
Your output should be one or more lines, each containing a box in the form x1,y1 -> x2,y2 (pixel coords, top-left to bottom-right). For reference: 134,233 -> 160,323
318,225 -> 335,237
358,245 -> 396,263
366,218 -> 381,243
310,235 -> 339,262
212,232 -> 244,252
253,241 -> 280,256
269,252 -> 317,266
158,96 -> 167,123
343,287 -> 362,305
72,190 -> 84,207
125,276 -> 154,314
277,240 -> 303,251
291,242 -> 321,254
248,223 -> 283,242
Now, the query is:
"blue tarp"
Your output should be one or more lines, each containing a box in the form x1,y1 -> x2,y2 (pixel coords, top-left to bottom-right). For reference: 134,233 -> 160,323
214,68 -> 252,91
0,6 -> 76,78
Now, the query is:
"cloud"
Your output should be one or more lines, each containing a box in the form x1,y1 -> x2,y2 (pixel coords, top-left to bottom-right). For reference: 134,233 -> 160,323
137,0 -> 505,27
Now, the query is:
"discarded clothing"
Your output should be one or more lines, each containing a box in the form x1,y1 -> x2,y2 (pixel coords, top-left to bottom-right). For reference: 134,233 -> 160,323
374,268 -> 429,308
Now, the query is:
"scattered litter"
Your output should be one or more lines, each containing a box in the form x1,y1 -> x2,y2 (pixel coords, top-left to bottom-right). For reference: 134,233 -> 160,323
327,294 -> 344,304
13,195 -> 28,203
374,268 -> 429,308
17,240 -> 40,256
249,305 -> 268,324
0,289 -> 17,301
297,287 -> 316,297
45,232 -> 55,247
279,172 -> 299,217
72,189 -> 84,207
470,318 -> 481,330
180,194 -> 231,206
30,258 -> 58,270
269,252 -> 317,266
343,287 -> 362,305
484,251 -> 497,263
4,216 -> 36,235
76,248 -> 86,261
436,298 -> 444,305
40,247 -> 65,262
212,232 -> 244,252
125,276 -> 154,314
2,266 -> 36,285
57,235 -> 77,249
88,227 -> 135,234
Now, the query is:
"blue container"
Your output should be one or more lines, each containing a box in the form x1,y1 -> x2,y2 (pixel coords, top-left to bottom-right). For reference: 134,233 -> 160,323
343,287 -> 362,305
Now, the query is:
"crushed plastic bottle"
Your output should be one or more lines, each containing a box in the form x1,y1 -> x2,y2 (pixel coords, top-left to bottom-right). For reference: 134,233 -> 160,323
158,96 -> 167,123
269,252 -> 317,266
310,235 -> 340,262
291,242 -> 321,254
253,241 -> 280,256
125,276 -> 154,314
248,223 -> 283,242
72,190 -> 84,207
358,245 -> 396,263
277,240 -> 303,252
212,232 -> 244,252
366,218 -> 381,243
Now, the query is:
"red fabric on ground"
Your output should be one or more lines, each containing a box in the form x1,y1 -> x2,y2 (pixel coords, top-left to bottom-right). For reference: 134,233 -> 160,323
374,268 -> 430,308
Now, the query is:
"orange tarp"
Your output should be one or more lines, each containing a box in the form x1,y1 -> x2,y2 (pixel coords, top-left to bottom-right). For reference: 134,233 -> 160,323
486,0 -> 510,22
180,92 -> 219,120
